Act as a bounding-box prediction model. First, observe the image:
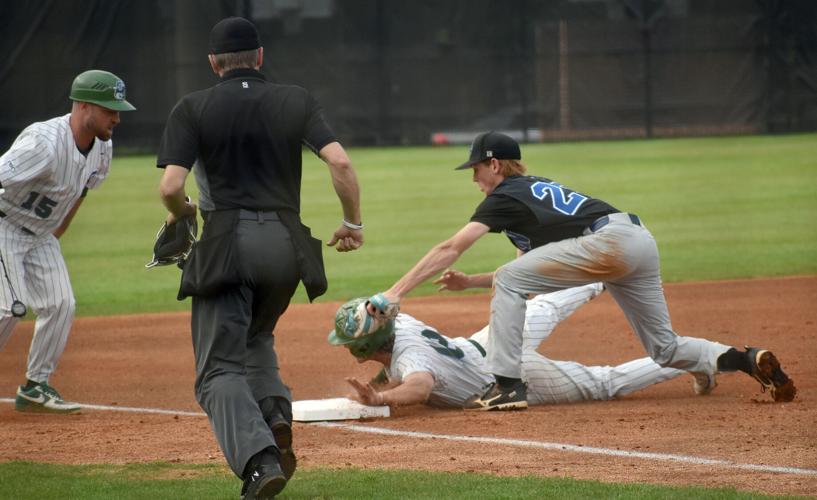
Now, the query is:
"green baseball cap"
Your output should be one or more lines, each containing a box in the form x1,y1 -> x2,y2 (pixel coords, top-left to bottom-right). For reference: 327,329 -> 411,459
70,70 -> 136,111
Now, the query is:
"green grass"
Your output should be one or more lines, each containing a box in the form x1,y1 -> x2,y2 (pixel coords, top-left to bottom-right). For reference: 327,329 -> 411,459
0,462 -> 805,500
61,133 -> 817,316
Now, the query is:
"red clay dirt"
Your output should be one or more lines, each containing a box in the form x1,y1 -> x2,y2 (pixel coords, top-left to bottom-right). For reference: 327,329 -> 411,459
1,276 -> 815,497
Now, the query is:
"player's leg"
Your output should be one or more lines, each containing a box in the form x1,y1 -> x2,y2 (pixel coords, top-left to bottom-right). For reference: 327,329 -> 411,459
469,283 -> 603,352
476,239 -> 606,409
601,223 -> 731,374
0,225 -> 26,351
523,353 -> 682,404
14,235 -> 80,413
522,351 -> 606,403
605,357 -> 683,398
488,236 -> 608,379
523,283 -> 604,352
22,236 -> 76,384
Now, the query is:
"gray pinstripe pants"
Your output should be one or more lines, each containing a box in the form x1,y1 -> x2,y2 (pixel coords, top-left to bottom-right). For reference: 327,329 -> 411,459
0,220 -> 75,384
487,213 -> 731,379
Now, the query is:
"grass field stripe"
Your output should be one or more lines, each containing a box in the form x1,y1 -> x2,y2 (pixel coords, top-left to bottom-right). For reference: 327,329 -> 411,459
316,422 -> 817,477
0,398 -> 205,417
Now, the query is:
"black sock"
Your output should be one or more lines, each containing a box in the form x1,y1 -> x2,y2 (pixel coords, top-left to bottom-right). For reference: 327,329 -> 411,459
717,348 -> 751,374
24,379 -> 39,390
495,376 -> 521,389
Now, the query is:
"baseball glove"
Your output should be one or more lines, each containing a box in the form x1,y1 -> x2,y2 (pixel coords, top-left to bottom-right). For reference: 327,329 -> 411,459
145,214 -> 198,269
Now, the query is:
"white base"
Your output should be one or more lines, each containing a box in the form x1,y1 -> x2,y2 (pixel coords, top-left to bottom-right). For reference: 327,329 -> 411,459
292,397 -> 390,422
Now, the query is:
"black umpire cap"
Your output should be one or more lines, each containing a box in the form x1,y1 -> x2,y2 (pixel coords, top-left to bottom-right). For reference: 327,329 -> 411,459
455,131 -> 522,170
209,17 -> 261,54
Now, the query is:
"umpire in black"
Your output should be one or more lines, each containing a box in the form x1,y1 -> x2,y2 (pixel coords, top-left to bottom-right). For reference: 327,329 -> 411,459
156,17 -> 363,499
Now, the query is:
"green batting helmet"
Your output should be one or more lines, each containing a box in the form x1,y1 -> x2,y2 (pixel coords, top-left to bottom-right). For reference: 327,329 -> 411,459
70,70 -> 136,111
328,298 -> 395,358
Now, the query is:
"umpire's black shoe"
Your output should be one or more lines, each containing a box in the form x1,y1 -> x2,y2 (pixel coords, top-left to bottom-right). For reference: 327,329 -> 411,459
241,461 -> 287,500
463,381 -> 528,411
745,346 -> 796,402
270,419 -> 297,480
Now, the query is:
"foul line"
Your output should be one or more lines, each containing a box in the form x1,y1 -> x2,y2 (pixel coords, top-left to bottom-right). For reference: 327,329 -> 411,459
3,398 -> 816,477
0,398 -> 205,417
315,422 -> 817,477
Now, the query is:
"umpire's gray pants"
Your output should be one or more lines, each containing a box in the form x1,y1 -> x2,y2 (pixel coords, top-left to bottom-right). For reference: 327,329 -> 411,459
488,212 -> 731,379
192,216 -> 299,478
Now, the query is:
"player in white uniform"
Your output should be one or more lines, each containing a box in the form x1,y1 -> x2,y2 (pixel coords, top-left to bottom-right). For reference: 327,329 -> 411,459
0,70 -> 135,413
329,284 -> 682,409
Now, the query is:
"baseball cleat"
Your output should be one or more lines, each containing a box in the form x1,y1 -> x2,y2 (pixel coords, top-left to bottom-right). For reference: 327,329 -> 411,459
463,381 -> 528,411
15,383 -> 81,414
691,372 -> 717,396
744,346 -> 796,402
270,419 -> 296,480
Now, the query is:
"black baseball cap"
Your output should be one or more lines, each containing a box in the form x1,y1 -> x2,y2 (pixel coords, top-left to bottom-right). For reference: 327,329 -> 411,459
455,131 -> 521,170
209,17 -> 261,54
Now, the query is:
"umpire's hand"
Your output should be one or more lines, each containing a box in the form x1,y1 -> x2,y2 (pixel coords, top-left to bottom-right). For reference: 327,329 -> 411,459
328,224 -> 364,252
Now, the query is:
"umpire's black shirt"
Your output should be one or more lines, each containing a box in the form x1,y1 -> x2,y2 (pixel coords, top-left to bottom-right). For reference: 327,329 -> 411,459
156,68 -> 336,212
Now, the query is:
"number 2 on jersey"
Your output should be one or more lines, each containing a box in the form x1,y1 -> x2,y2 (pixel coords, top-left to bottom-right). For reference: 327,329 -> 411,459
421,329 -> 464,359
530,181 -> 587,215
20,191 -> 58,218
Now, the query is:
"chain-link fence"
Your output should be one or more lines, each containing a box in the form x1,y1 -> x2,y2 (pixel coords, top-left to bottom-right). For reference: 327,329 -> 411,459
1,0 -> 814,151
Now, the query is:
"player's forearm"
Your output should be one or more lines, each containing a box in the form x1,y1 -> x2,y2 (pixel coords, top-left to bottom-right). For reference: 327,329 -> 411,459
378,374 -> 434,406
465,272 -> 495,289
388,243 -> 462,299
53,197 -> 84,239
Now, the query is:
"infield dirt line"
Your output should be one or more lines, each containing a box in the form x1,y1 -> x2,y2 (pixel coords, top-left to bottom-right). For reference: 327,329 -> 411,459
2,398 -> 815,477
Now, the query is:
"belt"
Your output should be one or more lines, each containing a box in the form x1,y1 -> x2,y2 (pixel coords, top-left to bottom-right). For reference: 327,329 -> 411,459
587,212 -> 641,233
0,210 -> 35,235
237,209 -> 280,222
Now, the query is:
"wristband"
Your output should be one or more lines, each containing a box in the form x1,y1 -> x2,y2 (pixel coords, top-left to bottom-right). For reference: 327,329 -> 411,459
343,219 -> 364,230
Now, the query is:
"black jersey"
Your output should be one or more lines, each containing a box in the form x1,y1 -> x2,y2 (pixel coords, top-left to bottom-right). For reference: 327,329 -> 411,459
470,175 -> 618,252
156,68 -> 336,213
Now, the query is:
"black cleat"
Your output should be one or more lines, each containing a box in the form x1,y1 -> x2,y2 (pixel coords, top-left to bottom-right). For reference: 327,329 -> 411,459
270,419 -> 297,480
241,462 -> 287,500
745,346 -> 796,402
463,381 -> 528,411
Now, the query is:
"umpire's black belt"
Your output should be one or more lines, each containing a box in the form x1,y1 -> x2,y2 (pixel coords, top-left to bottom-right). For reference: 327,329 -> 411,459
0,210 -> 36,235
587,212 -> 640,233
237,209 -> 280,222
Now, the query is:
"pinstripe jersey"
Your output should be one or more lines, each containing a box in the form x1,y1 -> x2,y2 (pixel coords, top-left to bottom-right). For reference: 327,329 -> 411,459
389,313 -> 493,408
0,114 -> 110,235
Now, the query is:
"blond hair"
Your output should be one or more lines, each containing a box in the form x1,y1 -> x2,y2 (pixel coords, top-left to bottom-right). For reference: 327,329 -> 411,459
212,48 -> 259,71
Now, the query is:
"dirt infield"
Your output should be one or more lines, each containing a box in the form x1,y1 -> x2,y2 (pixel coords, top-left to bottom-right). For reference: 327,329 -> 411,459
1,276 -> 815,496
